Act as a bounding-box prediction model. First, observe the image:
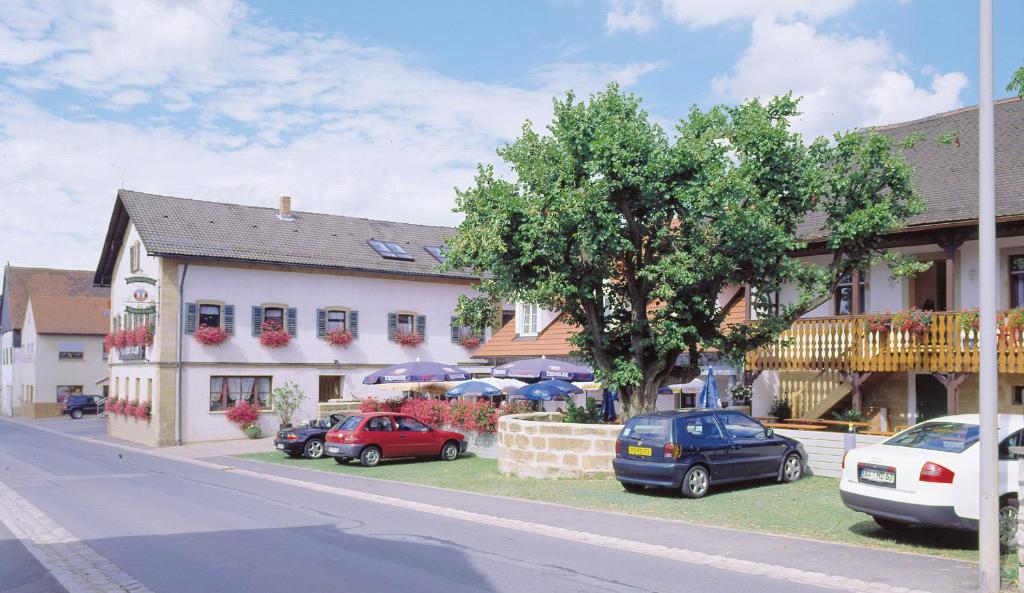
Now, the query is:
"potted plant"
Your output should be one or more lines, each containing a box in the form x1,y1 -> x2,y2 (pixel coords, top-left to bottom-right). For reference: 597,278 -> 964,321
259,320 -> 291,348
325,328 -> 354,347
1004,308 -> 1024,345
394,330 -> 423,347
864,311 -> 892,335
226,401 -> 262,438
891,309 -> 932,339
270,381 -> 306,429
959,308 -> 980,333
194,324 -> 229,346
728,383 -> 753,406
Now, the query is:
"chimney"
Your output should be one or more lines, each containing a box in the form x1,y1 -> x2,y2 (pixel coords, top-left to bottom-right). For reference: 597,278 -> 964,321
278,196 -> 293,220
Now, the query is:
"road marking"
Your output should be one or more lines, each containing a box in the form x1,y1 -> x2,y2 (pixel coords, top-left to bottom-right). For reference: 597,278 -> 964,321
0,417 -> 938,593
0,479 -> 154,593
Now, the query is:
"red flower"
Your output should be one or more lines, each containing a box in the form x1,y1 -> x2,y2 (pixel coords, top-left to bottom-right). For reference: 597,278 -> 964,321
325,329 -> 354,347
394,331 -> 423,347
259,320 -> 291,348
113,331 -> 129,349
458,335 -> 481,349
225,401 -> 261,427
134,401 -> 151,420
194,325 -> 229,346
124,401 -> 137,416
134,325 -> 154,347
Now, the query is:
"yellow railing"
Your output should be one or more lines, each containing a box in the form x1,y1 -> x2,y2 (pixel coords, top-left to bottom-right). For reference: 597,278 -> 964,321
746,311 -> 1024,373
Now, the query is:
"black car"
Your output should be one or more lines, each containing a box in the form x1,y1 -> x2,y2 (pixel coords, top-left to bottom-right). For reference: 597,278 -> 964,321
613,410 -> 806,498
60,395 -> 104,419
274,414 -> 346,459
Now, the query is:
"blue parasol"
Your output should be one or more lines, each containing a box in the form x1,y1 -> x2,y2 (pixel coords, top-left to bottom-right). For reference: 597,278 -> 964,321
493,358 -> 594,383
363,361 -> 470,384
511,379 -> 584,401
698,367 -> 721,409
601,389 -> 618,422
445,380 -> 502,398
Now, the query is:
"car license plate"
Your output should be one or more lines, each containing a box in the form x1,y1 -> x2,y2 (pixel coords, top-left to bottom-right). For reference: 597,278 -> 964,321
858,464 -> 896,487
276,443 -> 284,450
628,446 -> 652,456
327,446 -> 339,453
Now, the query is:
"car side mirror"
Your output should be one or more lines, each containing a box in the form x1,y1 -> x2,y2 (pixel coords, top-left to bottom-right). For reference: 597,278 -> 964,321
765,428 -> 774,438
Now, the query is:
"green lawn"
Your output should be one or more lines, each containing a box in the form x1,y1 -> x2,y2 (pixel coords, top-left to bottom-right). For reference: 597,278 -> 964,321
237,452 -> 986,561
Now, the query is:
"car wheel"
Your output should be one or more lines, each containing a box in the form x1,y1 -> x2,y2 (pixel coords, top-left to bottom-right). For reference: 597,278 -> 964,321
781,453 -> 803,483
360,446 -> 382,467
873,516 -> 908,530
440,441 -> 460,461
621,482 -> 645,493
999,497 -> 1019,550
334,456 -> 351,465
70,408 -> 83,420
303,439 -> 325,460
681,466 -> 710,498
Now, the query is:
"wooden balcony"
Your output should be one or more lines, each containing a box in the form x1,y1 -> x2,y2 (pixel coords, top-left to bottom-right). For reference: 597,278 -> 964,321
746,311 -> 1024,374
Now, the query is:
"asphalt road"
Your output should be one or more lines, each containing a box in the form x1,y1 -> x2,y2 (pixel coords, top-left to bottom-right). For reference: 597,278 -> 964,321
0,419 -> 970,593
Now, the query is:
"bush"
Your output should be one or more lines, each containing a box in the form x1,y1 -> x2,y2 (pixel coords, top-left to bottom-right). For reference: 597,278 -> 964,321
561,397 -> 603,424
768,396 -> 792,420
358,396 -> 404,412
356,397 -> 537,434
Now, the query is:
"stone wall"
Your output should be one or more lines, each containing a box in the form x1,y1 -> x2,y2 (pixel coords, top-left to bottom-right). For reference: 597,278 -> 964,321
108,413 -> 161,447
497,412 -> 620,479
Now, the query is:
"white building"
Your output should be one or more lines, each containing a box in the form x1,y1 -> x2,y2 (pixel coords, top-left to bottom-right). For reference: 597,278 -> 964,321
94,191 -> 485,446
0,266 -> 109,417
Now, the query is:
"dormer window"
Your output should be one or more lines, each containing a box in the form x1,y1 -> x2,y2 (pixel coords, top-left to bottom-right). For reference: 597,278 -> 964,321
516,303 -> 539,337
368,239 -> 414,261
424,245 -> 447,263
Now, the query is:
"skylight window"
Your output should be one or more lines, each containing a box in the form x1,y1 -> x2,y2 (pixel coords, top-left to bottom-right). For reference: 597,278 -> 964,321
424,245 -> 447,263
368,239 -> 414,261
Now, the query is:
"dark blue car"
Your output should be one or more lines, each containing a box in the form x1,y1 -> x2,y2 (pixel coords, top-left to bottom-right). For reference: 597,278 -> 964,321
613,410 -> 806,498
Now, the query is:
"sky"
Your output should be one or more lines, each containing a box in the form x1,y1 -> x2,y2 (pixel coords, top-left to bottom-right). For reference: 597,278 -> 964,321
1,0 -> 1022,272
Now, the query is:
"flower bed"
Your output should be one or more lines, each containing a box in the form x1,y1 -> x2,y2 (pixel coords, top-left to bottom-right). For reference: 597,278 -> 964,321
259,320 -> 291,348
357,397 -> 532,434
325,329 -> 354,347
195,324 -> 230,346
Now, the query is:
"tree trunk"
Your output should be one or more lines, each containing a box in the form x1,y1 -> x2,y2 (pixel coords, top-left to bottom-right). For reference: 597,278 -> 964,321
621,381 -> 661,419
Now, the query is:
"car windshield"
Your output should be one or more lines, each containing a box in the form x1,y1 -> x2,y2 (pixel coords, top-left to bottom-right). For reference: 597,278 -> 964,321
621,417 -> 672,440
336,416 -> 362,431
886,422 -> 979,453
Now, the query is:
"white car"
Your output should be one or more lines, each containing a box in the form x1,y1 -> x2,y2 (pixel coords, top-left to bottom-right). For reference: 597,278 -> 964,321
839,414 -> 1022,547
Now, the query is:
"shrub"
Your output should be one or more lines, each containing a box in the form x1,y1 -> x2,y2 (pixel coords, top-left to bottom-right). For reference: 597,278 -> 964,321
394,331 -> 423,347
358,396 -> 404,412
225,401 -> 261,432
325,329 -> 354,347
259,320 -> 291,348
399,398 -> 448,426
270,381 -> 306,426
768,396 -> 792,420
194,325 -> 229,346
561,397 -> 603,424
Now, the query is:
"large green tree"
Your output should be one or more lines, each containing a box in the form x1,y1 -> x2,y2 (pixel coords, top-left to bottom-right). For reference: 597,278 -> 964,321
444,85 -> 923,417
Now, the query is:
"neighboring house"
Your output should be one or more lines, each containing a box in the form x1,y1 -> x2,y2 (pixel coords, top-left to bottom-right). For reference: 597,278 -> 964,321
17,296 -> 109,418
0,266 -> 109,417
746,97 -> 1024,428
93,191 -> 485,447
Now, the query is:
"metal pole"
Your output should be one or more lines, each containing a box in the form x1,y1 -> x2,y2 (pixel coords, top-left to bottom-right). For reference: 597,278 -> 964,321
977,0 -> 999,590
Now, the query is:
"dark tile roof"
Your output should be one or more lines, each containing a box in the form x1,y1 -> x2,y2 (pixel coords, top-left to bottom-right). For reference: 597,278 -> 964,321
0,266 -> 109,332
798,97 -> 1024,240
96,190 -> 476,284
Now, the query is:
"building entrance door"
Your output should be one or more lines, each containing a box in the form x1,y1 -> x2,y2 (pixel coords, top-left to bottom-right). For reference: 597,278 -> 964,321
915,374 -> 947,421
318,376 -> 342,403
911,259 -> 947,311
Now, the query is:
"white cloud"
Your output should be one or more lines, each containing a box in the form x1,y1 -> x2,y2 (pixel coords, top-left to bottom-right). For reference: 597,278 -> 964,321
659,0 -> 857,29
606,0 -> 657,34
710,18 -> 966,138
0,0 -> 663,269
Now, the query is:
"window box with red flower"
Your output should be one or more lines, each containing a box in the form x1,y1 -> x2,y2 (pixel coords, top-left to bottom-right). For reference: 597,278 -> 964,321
259,320 -> 291,348
194,324 -> 230,346
134,401 -> 152,421
123,401 -> 137,417
458,334 -> 481,349
324,329 -> 354,347
891,309 -> 933,339
394,330 -> 423,347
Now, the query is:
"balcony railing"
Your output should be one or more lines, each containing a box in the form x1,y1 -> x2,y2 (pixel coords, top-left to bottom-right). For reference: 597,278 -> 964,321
746,310 -> 1024,374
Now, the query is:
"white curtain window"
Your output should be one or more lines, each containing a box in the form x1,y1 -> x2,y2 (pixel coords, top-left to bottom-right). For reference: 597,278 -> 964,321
516,303 -> 538,336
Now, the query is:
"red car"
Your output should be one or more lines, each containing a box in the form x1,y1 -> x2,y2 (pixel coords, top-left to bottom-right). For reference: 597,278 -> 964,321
324,412 -> 467,467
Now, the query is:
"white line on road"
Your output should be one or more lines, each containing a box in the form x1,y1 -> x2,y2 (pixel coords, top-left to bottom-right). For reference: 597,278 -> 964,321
0,479 -> 154,593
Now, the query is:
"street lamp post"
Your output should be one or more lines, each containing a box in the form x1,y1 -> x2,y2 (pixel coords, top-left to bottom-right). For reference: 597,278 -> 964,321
977,0 -> 999,591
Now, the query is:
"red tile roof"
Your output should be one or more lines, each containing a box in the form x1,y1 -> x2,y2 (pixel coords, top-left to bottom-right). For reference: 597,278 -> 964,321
474,314 -> 580,358
30,296 -> 109,335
